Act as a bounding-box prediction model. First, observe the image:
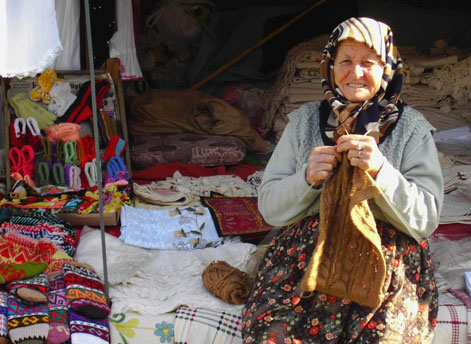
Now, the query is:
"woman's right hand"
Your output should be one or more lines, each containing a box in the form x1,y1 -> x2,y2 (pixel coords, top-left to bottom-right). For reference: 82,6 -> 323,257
305,146 -> 341,187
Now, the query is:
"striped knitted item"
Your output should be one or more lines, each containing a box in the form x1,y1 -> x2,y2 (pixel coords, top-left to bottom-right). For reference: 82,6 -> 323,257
46,274 -> 70,344
63,79 -> 111,124
7,208 -> 76,238
0,291 -> 7,343
7,294 -> 49,344
63,263 -> 110,319
0,261 -> 47,284
7,273 -> 49,304
69,307 -> 110,344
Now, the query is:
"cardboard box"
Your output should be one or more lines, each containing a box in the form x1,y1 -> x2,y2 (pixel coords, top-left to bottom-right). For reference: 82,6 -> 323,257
57,211 -> 120,227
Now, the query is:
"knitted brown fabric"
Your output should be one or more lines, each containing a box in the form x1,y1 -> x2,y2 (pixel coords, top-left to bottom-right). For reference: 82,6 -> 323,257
202,261 -> 253,305
300,154 -> 386,309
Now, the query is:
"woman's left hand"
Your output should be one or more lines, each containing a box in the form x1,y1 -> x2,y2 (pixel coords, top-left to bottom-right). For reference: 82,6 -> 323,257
335,134 -> 385,179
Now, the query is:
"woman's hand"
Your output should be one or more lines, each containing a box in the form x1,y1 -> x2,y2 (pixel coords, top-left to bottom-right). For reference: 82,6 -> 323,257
305,146 -> 341,187
335,134 -> 385,179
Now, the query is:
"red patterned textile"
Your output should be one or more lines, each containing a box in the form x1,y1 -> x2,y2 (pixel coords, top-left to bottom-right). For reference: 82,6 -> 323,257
0,232 -> 73,273
201,197 -> 273,239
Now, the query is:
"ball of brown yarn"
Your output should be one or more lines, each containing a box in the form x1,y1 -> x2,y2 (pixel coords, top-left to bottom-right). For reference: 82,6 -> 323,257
202,260 -> 253,304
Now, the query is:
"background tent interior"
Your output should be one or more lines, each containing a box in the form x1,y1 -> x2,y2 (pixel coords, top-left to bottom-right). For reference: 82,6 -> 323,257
1,0 -> 471,344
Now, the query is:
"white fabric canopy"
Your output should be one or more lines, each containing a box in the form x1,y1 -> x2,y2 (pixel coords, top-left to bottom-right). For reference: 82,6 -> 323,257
52,0 -> 80,70
0,0 -> 62,78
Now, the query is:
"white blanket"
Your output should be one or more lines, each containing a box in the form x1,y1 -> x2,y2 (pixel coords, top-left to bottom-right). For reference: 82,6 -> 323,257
75,229 -> 257,316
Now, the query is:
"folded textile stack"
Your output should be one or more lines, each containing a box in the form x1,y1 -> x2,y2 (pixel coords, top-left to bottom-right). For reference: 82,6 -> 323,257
266,37 -> 471,142
440,164 -> 471,224
264,35 -> 328,140
399,42 -> 471,131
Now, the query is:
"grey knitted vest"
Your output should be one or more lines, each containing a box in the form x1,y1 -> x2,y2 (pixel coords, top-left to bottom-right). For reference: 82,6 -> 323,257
288,101 -> 435,173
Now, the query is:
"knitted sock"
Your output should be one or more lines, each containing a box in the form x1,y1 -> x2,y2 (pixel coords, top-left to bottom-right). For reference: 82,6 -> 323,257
69,307 -> 110,344
7,273 -> 48,304
7,294 -> 49,344
0,291 -> 7,344
46,274 -> 70,344
0,262 -> 47,284
63,263 -> 110,319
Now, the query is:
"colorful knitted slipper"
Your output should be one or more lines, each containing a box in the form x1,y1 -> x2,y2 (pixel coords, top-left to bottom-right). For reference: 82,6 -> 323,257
7,272 -> 49,304
63,262 -> 110,319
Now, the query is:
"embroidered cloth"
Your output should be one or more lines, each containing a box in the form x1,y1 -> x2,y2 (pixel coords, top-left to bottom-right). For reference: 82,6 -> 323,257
201,197 -> 273,238
120,204 -> 222,250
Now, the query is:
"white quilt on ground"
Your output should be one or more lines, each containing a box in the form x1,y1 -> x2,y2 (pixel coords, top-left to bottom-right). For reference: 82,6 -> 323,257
75,229 -> 257,315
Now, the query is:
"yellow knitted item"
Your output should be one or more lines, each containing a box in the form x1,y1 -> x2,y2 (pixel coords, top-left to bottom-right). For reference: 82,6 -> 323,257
300,154 -> 386,309
30,69 -> 64,104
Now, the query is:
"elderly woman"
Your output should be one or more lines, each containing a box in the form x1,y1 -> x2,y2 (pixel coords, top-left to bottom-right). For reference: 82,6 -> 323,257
242,17 -> 443,343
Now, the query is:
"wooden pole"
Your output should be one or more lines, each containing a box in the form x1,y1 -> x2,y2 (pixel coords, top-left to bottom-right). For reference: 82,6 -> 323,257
189,0 -> 328,90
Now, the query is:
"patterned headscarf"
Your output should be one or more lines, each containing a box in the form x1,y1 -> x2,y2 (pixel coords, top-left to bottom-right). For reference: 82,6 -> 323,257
320,17 -> 404,142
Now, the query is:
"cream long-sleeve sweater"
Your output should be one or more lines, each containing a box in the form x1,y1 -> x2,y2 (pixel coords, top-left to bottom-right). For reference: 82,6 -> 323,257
258,101 -> 444,242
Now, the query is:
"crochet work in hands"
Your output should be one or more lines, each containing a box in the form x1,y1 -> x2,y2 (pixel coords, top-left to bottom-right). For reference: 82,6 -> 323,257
300,154 -> 386,309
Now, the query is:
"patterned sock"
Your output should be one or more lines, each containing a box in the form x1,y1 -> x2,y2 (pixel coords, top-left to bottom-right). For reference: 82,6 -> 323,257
46,273 -> 70,344
63,263 -> 110,319
0,291 -> 7,344
0,261 -> 47,284
7,294 -> 49,344
69,307 -> 110,344
7,273 -> 48,304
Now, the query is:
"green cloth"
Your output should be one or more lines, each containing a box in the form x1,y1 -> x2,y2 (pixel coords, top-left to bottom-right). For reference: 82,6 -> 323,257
0,261 -> 48,284
8,92 -> 56,129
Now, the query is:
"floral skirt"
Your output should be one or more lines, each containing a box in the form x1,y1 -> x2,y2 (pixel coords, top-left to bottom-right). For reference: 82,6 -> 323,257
241,216 -> 438,344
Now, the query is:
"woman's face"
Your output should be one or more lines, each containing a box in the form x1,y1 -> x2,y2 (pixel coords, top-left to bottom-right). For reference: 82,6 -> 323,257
333,39 -> 384,102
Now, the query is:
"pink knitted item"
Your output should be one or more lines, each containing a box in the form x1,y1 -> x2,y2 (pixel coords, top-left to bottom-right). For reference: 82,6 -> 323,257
46,274 -> 70,344
45,123 -> 81,143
